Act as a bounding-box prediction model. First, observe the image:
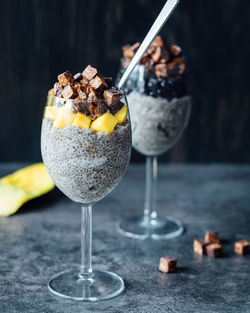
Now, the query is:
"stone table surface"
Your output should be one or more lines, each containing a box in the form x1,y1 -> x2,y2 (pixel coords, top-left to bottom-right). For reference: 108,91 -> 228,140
0,163 -> 250,313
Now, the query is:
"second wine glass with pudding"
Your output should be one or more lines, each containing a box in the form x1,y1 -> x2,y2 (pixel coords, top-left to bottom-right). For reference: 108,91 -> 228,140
117,36 -> 191,240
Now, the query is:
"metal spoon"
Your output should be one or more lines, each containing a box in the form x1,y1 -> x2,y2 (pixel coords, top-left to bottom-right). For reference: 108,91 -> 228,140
118,0 -> 180,90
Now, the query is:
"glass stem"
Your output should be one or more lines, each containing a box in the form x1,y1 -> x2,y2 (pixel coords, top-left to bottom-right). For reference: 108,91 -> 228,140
79,205 -> 93,279
144,156 -> 158,221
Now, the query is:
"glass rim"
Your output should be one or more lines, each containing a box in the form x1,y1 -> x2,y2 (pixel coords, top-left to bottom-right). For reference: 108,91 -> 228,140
47,90 -> 126,104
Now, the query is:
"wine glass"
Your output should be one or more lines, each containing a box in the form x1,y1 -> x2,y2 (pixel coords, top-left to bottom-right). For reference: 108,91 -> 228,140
41,92 -> 131,301
116,63 -> 191,240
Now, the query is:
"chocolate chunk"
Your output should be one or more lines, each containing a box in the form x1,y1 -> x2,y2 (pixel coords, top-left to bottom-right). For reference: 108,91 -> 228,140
80,77 -> 89,87
234,240 -> 250,255
151,35 -> 164,48
171,44 -> 182,56
58,71 -> 74,85
123,42 -> 140,60
159,47 -> 169,63
90,75 -> 108,91
71,102 -> 89,115
205,231 -> 220,244
206,243 -> 222,257
74,73 -> 83,82
193,239 -> 208,256
167,58 -> 186,76
94,102 -> 108,117
158,257 -> 177,273
87,85 -> 100,101
103,87 -> 122,106
109,100 -> 124,115
103,77 -> 113,88
155,63 -> 168,78
82,65 -> 98,80
61,85 -> 78,99
152,46 -> 162,63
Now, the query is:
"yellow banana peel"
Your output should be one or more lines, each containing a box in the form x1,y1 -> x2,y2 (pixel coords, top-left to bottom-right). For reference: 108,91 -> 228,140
0,163 -> 54,217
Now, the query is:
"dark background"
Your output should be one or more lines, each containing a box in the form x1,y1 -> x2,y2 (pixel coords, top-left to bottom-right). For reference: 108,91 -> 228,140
0,0 -> 249,163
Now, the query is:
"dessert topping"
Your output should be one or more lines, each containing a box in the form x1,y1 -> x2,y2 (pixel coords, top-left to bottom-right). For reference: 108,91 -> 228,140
193,239 -> 208,256
205,231 -> 220,244
158,257 -> 177,273
58,71 -> 74,85
82,65 -> 98,80
234,240 -> 250,255
122,35 -> 186,78
206,243 -> 222,257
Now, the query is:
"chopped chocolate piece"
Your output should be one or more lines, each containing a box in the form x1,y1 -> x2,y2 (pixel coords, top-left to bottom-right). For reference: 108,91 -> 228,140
234,240 -> 250,255
158,257 -> 177,273
103,77 -> 113,88
206,243 -> 222,257
103,87 -> 122,106
61,85 -> 78,99
171,44 -> 182,56
88,91 -> 99,101
80,77 -> 89,87
90,75 -> 108,91
82,65 -> 98,80
94,102 -> 108,117
167,58 -> 186,76
155,63 -> 168,78
193,239 -> 208,256
109,100 -> 124,115
71,102 -> 89,115
88,103 -> 98,120
205,231 -> 220,244
152,46 -> 162,63
152,47 -> 169,63
74,73 -> 83,82
160,47 -> 170,63
123,42 -> 140,60
58,71 -> 74,85
151,35 -> 164,48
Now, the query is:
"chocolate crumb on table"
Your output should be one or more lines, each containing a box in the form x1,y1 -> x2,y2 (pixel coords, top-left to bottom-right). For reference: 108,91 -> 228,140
234,240 -> 250,255
193,239 -> 208,256
158,257 -> 177,273
205,231 -> 220,244
206,243 -> 222,257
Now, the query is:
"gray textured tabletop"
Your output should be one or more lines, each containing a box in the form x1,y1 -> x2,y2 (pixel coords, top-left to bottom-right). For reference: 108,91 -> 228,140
0,163 -> 250,313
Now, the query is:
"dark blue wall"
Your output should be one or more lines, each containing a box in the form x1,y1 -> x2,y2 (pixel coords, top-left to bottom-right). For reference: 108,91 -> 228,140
1,0 -> 249,162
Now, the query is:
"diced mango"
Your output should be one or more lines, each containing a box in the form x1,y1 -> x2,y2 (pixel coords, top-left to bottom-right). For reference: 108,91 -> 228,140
44,106 -> 58,120
47,89 -> 55,106
72,113 -> 91,129
91,112 -> 118,134
114,105 -> 128,124
53,105 -> 76,128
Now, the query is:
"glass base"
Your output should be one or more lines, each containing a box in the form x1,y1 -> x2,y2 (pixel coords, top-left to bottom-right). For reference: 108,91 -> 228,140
117,215 -> 184,240
48,268 -> 124,301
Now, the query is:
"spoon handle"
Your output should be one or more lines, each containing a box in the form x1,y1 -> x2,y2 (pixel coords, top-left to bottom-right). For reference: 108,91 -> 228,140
118,0 -> 180,90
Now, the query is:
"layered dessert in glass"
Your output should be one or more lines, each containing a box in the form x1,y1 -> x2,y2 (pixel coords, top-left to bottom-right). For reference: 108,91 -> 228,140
41,66 -> 131,301
42,66 -> 131,205
116,36 -> 191,239
120,35 -> 190,156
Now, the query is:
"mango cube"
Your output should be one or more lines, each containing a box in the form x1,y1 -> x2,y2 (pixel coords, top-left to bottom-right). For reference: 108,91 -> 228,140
91,112 -> 117,134
72,113 -> 91,129
115,105 -> 128,124
53,105 -> 76,128
44,106 -> 58,120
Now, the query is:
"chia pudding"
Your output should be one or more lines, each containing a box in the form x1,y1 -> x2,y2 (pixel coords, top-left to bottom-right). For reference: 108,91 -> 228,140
120,36 -> 191,156
41,118 -> 131,204
41,65 -> 131,204
128,91 -> 190,156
